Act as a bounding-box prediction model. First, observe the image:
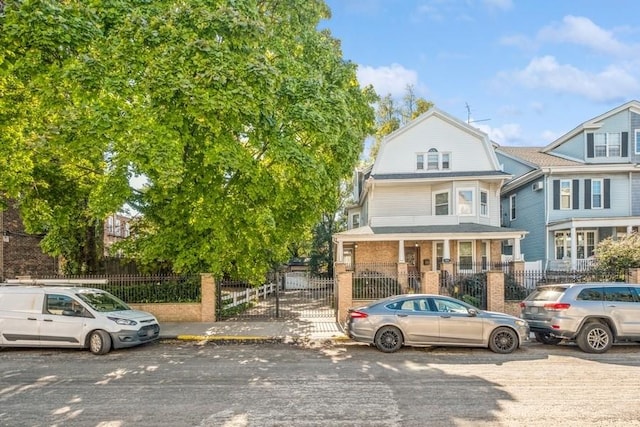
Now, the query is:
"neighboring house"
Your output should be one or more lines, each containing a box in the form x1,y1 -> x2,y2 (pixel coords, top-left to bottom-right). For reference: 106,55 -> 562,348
0,202 -> 58,280
104,213 -> 134,256
333,107 -> 526,277
495,100 -> 640,271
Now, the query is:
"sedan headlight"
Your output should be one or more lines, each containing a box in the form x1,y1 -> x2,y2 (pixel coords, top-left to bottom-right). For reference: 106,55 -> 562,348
107,316 -> 138,326
514,319 -> 527,327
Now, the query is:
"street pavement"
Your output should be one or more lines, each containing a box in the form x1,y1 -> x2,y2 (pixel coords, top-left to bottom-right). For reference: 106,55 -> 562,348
158,317 -> 349,344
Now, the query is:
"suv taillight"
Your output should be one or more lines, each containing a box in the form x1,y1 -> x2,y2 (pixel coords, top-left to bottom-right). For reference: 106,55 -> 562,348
518,302 -> 526,308
543,303 -> 571,311
349,310 -> 368,319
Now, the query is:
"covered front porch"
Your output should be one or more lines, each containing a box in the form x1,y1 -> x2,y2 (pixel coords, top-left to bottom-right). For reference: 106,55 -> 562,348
547,217 -> 640,271
333,224 -> 527,281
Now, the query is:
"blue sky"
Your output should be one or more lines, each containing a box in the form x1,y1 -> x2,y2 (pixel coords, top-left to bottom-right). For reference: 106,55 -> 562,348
322,0 -> 640,147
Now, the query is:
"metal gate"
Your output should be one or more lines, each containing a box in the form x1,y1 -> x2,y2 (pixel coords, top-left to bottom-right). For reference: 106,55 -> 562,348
216,273 -> 335,321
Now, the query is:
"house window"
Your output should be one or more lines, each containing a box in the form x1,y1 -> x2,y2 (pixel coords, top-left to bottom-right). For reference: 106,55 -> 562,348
435,242 -> 443,270
480,191 -> 488,216
636,130 -> 640,154
434,191 -> 449,216
352,214 -> 360,228
416,154 -> 424,170
427,148 -> 439,170
592,179 -> 603,209
555,231 -> 596,260
594,132 -> 621,157
458,241 -> 473,270
457,189 -> 474,215
560,180 -> 572,210
509,194 -> 516,220
442,153 -> 450,170
107,216 -> 114,235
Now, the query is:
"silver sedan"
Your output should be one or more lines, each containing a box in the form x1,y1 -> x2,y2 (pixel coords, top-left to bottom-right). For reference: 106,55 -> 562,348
346,294 -> 529,354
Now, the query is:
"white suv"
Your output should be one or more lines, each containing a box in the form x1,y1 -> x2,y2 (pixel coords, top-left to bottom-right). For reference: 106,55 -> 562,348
520,282 -> 640,353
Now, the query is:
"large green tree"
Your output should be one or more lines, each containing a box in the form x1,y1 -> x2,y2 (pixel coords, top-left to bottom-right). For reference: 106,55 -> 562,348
0,0 -> 376,279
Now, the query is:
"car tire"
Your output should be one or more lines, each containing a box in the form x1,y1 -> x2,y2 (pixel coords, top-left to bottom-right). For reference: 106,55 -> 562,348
576,322 -> 612,354
488,327 -> 519,354
374,326 -> 403,353
89,330 -> 112,355
534,331 -> 563,345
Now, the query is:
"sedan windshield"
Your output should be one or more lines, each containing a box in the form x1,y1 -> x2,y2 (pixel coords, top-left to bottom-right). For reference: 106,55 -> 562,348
76,291 -> 131,312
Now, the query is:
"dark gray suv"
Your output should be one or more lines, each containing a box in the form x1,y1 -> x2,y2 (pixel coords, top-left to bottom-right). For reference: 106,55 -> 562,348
520,282 -> 640,353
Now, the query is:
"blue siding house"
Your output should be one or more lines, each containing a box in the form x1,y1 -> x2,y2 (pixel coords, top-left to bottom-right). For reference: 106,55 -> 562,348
495,100 -> 640,270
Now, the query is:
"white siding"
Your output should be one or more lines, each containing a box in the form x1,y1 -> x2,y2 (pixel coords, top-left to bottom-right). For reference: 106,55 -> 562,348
374,115 -> 495,174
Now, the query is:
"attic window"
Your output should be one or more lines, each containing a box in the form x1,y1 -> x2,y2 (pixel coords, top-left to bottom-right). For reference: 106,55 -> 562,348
427,148 -> 439,170
416,154 -> 424,170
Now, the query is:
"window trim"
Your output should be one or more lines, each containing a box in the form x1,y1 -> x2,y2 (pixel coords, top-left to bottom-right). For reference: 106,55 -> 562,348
635,129 -> 640,155
591,179 -> 603,210
457,188 -> 475,216
433,190 -> 450,216
509,194 -> 516,221
480,190 -> 488,217
560,179 -> 572,210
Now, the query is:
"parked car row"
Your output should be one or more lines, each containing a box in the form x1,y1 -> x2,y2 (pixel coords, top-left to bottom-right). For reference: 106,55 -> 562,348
346,282 -> 640,355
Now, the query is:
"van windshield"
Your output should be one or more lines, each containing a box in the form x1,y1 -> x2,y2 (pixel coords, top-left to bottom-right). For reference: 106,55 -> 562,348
76,291 -> 131,312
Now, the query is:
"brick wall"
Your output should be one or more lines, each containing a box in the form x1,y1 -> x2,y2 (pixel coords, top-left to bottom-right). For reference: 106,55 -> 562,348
355,241 -> 397,264
1,204 -> 58,280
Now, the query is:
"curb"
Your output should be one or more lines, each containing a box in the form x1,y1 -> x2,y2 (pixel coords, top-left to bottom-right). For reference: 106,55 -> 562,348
160,334 -> 351,345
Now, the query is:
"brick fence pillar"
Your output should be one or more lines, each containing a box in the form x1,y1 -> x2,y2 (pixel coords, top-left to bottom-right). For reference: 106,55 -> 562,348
200,273 -> 216,322
336,269 -> 353,327
629,268 -> 640,284
486,271 -> 505,313
510,260 -> 525,274
397,262 -> 409,292
421,271 -> 440,294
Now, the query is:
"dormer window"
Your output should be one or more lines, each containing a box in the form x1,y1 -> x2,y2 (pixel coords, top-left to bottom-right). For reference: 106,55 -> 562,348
587,132 -> 627,158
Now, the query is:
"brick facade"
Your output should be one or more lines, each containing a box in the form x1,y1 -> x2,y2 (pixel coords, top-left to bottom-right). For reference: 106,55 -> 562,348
1,203 -> 58,280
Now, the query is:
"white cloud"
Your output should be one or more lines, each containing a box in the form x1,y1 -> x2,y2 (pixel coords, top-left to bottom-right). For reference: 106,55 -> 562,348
357,63 -> 421,98
474,122 -> 522,145
538,16 -> 631,56
500,56 -> 639,102
541,130 -> 560,144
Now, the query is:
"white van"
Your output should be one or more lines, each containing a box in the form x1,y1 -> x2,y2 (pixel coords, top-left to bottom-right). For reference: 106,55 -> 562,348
0,284 -> 160,354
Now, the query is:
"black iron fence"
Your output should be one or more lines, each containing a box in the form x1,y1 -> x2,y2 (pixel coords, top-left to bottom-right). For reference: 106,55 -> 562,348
440,271 -> 487,309
18,274 -> 201,303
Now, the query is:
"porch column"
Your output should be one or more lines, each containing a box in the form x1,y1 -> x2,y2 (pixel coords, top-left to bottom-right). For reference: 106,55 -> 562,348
570,226 -> 577,270
336,240 -> 344,263
513,237 -> 522,261
398,240 -> 405,263
443,239 -> 451,261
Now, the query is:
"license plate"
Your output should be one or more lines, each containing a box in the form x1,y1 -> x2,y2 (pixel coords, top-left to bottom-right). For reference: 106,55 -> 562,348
529,307 -> 538,314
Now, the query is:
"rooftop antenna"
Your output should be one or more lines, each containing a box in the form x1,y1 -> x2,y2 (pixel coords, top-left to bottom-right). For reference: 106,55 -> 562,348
466,103 -> 490,124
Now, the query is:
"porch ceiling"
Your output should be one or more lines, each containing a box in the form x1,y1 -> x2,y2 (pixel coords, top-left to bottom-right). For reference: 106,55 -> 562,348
334,224 -> 526,241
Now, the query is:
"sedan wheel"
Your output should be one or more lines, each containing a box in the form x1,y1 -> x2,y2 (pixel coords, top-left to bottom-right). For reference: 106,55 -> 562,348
374,326 -> 403,353
576,322 -> 612,354
488,327 -> 518,354
89,330 -> 112,355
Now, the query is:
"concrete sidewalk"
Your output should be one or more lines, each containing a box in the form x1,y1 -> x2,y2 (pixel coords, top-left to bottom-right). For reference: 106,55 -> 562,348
158,318 -> 350,344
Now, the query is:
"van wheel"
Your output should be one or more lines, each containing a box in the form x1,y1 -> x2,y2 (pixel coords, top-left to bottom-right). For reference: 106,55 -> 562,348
576,322 -> 612,354
89,330 -> 112,355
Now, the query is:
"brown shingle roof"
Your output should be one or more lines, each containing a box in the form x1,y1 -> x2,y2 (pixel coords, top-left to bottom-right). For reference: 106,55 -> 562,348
498,146 -> 582,167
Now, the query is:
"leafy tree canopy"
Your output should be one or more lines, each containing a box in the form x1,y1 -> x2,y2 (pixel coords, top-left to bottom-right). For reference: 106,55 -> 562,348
0,0 -> 376,280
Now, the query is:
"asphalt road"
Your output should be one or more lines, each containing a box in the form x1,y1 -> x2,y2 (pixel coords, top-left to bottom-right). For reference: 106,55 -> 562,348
2,340 -> 640,427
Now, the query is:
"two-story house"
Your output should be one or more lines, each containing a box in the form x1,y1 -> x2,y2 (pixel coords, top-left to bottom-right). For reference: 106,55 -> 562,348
333,107 -> 526,277
495,100 -> 640,271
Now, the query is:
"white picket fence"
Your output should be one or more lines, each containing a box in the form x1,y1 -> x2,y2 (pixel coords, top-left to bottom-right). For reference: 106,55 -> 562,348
220,282 -> 277,310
